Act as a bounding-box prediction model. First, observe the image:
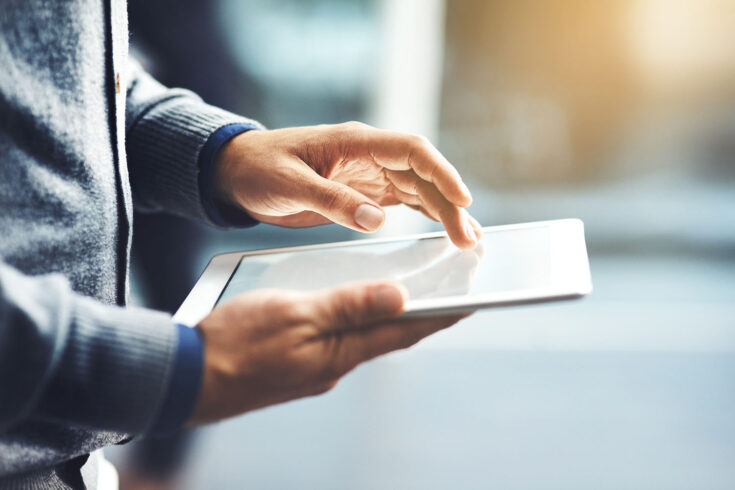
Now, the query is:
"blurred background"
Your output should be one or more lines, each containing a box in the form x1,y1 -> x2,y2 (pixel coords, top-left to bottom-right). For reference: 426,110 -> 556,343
109,0 -> 735,488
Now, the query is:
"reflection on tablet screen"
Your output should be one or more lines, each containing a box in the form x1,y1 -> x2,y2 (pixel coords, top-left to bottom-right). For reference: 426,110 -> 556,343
218,227 -> 552,305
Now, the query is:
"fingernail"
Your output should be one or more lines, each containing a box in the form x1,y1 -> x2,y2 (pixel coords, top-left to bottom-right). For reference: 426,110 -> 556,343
355,204 -> 384,231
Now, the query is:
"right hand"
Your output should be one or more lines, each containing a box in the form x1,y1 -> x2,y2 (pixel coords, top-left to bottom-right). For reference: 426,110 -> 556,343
212,123 -> 482,249
188,281 -> 468,425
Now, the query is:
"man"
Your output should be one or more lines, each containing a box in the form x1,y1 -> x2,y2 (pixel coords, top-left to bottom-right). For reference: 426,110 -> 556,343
0,1 -> 481,488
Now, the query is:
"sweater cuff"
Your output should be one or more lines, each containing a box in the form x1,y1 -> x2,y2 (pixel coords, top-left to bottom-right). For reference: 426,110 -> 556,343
35,297 -> 177,435
198,123 -> 261,228
148,324 -> 204,437
126,95 -> 264,225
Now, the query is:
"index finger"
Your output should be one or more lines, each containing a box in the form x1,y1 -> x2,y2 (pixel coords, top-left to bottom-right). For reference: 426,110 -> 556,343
360,129 -> 473,207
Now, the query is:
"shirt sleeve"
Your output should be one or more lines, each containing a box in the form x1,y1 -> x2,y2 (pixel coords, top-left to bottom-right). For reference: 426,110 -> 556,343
125,58 -> 264,227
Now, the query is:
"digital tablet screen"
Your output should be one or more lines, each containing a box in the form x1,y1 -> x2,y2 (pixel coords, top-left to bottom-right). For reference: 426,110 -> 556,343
217,226 -> 553,305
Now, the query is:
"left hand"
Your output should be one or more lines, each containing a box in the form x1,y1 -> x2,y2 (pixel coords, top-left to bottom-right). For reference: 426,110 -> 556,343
212,121 -> 482,249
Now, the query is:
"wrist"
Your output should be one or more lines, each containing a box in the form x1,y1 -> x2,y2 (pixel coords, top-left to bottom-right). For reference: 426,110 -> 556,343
199,123 -> 260,227
211,135 -> 241,208
186,316 -> 241,426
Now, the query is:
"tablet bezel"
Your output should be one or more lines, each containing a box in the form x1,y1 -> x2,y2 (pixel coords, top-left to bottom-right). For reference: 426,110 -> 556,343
173,219 -> 592,325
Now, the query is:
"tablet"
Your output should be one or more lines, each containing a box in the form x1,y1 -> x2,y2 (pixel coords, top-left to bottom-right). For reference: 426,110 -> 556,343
174,219 -> 592,325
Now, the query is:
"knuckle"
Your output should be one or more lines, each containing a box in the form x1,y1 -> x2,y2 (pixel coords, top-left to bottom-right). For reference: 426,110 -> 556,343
437,200 -> 460,221
409,177 -> 421,195
436,206 -> 452,224
318,185 -> 348,211
328,291 -> 366,329
265,292 -> 312,326
330,303 -> 359,330
285,300 -> 314,325
408,133 -> 431,151
261,294 -> 291,317
428,162 -> 439,182
342,120 -> 368,131
252,292 -> 286,317
336,121 -> 369,141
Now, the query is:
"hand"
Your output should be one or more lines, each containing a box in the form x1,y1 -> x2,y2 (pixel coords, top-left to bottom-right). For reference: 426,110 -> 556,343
212,122 -> 482,249
188,281 -> 468,425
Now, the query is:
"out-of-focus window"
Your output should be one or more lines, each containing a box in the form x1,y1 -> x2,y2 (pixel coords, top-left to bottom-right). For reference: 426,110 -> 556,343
439,0 -> 735,256
123,1 -> 735,488
216,0 -> 380,127
442,0 -> 735,184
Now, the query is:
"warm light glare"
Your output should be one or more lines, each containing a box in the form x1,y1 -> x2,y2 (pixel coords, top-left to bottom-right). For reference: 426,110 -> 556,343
628,0 -> 735,93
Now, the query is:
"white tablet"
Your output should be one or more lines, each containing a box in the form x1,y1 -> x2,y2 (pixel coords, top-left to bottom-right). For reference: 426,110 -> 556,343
174,219 -> 592,325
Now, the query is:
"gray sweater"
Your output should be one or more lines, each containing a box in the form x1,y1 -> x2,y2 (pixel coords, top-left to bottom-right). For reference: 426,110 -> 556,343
0,0 -> 259,487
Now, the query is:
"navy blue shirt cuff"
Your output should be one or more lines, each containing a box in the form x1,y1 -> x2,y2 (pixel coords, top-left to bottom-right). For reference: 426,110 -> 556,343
198,123 -> 261,227
149,324 -> 204,437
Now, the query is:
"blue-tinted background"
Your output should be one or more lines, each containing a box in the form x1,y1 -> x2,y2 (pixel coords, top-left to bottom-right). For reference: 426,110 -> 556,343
112,0 -> 735,488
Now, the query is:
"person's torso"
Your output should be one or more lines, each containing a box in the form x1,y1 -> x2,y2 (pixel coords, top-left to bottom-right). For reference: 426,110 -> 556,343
0,0 -> 131,304
0,0 -> 132,486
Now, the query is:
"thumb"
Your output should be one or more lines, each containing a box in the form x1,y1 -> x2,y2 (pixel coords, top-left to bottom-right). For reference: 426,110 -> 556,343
300,172 -> 386,232
313,281 -> 408,331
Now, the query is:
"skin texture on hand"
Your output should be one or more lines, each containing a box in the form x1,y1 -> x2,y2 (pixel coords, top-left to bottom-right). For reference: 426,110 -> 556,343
212,122 -> 482,249
189,281 -> 468,425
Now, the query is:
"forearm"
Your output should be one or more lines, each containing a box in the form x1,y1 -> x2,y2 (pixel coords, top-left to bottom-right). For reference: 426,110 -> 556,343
0,261 -> 177,435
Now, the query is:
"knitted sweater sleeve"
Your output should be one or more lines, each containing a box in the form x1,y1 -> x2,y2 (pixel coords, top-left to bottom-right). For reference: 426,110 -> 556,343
124,58 -> 264,224
0,261 -> 177,435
